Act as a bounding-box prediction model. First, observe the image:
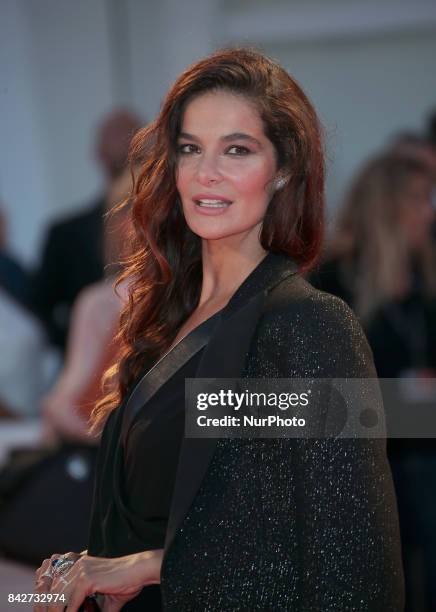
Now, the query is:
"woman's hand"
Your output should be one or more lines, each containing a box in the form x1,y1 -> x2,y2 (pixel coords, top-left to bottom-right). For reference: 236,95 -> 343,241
33,549 -> 164,612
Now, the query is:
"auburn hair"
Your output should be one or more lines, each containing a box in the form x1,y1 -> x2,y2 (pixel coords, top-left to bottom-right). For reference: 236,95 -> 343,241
91,47 -> 325,429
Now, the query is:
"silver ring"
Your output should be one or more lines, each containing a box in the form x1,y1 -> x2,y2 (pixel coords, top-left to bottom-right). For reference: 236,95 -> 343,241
52,558 -> 75,577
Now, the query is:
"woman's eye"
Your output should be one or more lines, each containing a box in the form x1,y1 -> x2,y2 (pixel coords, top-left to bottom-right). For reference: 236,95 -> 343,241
227,145 -> 250,156
177,143 -> 199,155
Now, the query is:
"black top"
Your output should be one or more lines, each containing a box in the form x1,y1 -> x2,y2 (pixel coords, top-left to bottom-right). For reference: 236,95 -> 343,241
88,311 -> 222,610
123,350 -> 202,550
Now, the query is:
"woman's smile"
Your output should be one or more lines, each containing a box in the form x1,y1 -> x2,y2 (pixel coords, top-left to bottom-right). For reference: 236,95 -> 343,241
193,192 -> 234,215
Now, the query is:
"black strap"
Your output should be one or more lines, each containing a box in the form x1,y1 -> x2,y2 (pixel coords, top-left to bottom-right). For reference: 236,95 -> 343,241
121,311 -> 222,448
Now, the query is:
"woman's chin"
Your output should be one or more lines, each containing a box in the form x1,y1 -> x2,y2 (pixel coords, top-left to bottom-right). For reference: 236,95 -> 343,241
187,218 -> 264,244
193,229 -> 236,241
186,220 -> 238,242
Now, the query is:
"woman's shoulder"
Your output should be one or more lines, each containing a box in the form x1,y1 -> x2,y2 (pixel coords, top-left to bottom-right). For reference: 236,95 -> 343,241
267,272 -> 358,326
260,275 -> 375,377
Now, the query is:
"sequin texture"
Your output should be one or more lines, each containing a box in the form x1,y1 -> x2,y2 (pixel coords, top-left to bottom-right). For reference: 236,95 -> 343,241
161,277 -> 404,611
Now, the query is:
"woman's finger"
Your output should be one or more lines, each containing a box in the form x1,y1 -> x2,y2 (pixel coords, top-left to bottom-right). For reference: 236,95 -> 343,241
45,577 -> 72,612
34,555 -> 59,612
34,558 -> 51,584
45,570 -> 75,612
59,556 -> 104,612
50,556 -> 89,612
65,584 -> 93,612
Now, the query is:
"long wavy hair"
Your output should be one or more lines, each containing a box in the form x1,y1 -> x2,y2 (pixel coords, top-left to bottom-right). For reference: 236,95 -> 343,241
91,47 -> 325,429
328,153 -> 435,322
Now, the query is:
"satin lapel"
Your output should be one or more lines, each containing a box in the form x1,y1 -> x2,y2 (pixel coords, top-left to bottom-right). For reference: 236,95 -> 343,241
121,312 -> 221,449
164,289 -> 266,553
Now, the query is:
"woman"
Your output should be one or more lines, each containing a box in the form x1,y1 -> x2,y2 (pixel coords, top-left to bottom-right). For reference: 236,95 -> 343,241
312,153 -> 436,331
34,48 -> 404,611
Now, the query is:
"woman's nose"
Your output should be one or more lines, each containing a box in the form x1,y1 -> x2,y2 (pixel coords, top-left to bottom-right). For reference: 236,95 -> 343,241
196,153 -> 223,186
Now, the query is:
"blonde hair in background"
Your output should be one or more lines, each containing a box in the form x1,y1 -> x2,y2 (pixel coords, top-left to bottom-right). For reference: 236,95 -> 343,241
329,154 -> 436,322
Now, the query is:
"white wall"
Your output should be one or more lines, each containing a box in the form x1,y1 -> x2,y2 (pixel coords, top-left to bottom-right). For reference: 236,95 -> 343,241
264,29 -> 436,221
126,0 -> 219,119
1,1 -> 51,264
1,0 -> 115,264
1,0 -> 435,263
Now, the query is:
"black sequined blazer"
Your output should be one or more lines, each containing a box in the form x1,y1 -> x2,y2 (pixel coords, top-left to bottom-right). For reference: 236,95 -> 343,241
159,252 -> 404,611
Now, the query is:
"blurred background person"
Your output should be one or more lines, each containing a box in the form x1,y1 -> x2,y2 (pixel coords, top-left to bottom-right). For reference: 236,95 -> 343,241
0,167 -> 134,566
311,152 -> 436,611
389,132 -> 436,182
312,153 -> 435,335
389,128 -> 436,246
30,109 -> 142,353
41,166 -> 135,444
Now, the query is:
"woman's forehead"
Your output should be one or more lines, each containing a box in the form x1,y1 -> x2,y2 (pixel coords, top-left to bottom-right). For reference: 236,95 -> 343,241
180,91 -> 264,136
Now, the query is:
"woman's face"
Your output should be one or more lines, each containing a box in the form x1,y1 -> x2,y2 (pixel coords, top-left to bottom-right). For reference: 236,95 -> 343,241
175,90 -> 278,245
399,173 -> 434,249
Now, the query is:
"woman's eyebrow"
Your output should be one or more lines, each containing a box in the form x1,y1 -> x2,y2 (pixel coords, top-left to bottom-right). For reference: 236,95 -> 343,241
221,132 -> 262,146
178,131 -> 262,147
179,132 -> 200,141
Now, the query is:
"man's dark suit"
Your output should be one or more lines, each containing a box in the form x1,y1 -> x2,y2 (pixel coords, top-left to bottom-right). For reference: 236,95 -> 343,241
31,197 -> 105,350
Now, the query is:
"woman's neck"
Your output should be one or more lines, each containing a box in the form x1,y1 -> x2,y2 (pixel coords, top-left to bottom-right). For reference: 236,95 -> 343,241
198,239 -> 268,307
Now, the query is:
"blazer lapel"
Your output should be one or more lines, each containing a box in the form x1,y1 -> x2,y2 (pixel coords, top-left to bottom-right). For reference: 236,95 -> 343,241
164,252 -> 299,553
121,311 -> 222,449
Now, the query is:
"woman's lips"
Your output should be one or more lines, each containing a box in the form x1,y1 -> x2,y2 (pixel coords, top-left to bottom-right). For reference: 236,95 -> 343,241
192,195 -> 233,215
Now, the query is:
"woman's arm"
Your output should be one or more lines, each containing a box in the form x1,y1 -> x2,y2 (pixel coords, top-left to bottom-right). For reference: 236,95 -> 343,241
288,295 -> 404,610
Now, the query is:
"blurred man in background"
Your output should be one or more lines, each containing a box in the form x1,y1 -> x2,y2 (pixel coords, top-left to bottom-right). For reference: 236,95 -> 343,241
31,109 -> 142,352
